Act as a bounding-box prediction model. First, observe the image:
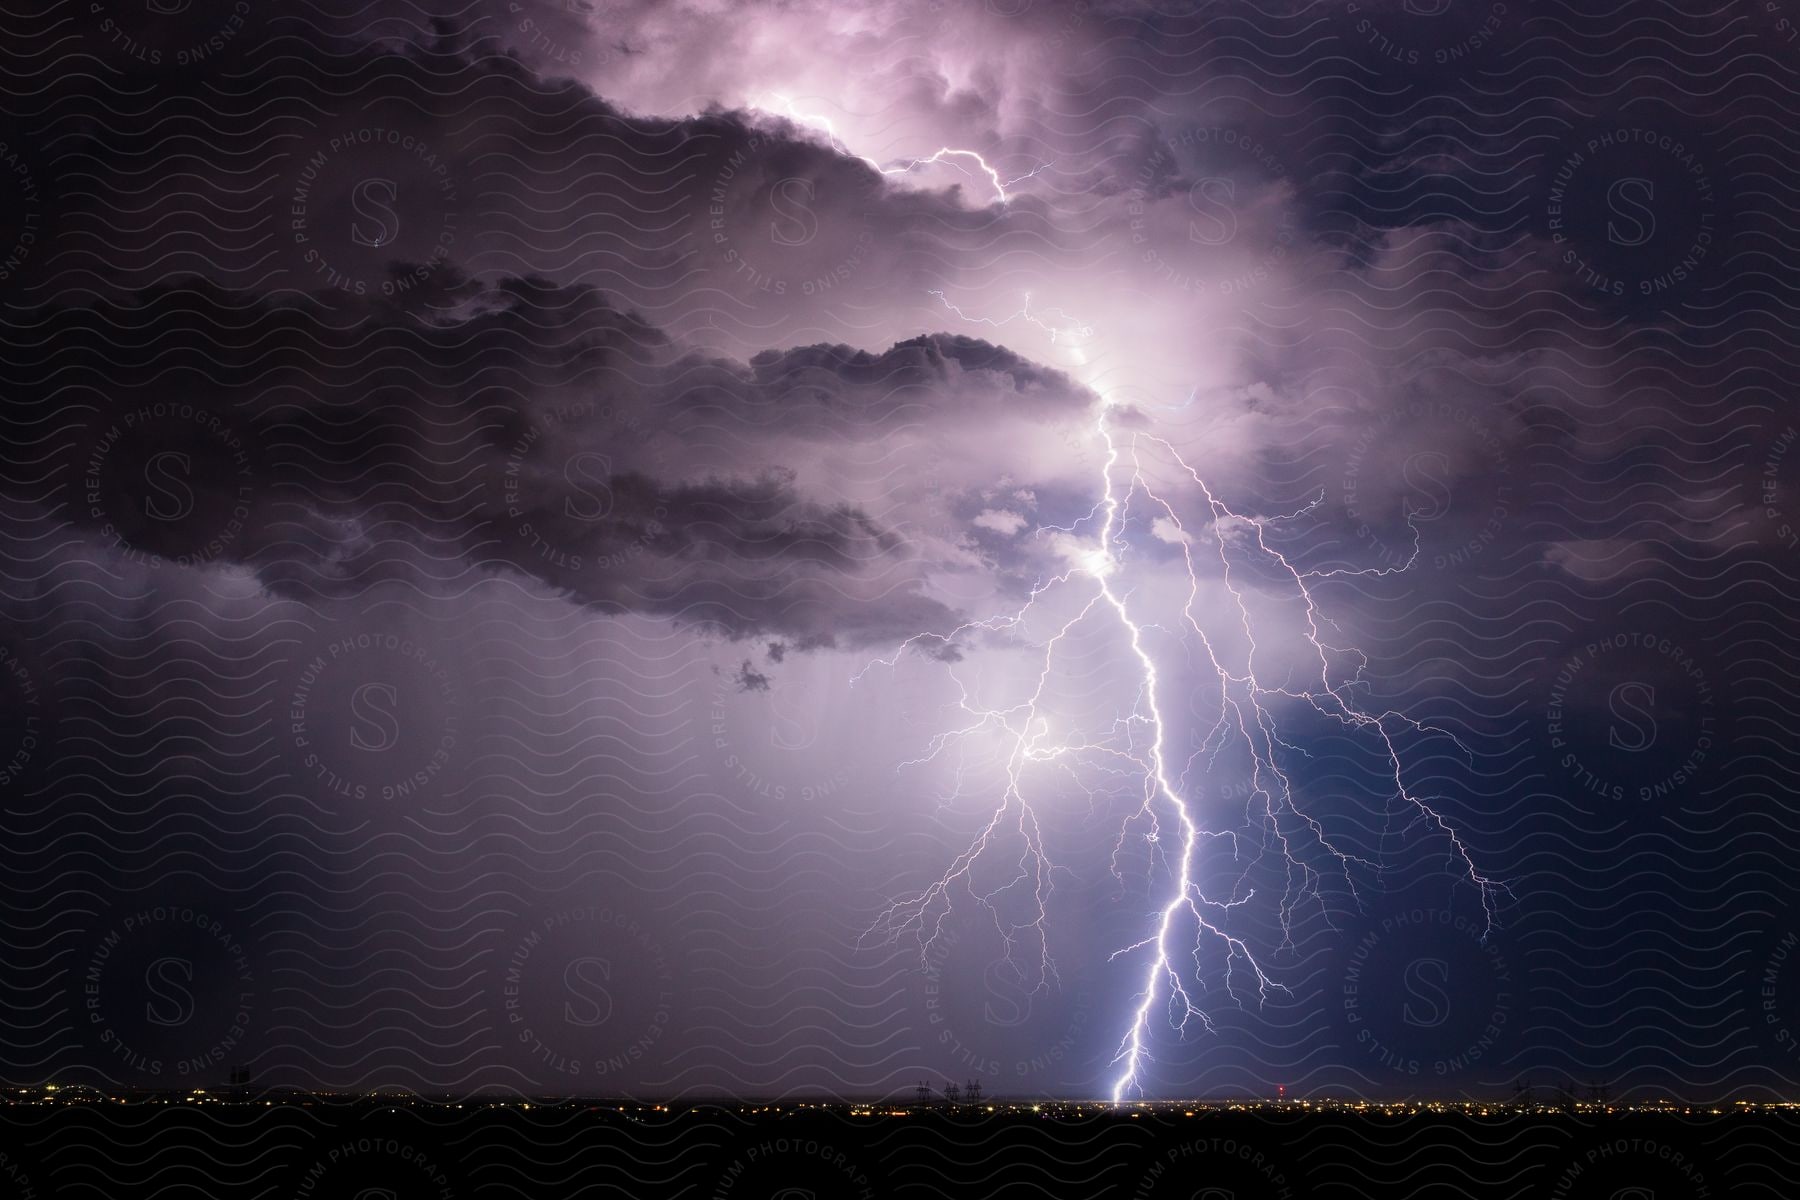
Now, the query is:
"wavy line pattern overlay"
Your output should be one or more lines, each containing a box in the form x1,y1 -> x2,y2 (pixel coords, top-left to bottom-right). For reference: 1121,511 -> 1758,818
2,0 -> 1799,1194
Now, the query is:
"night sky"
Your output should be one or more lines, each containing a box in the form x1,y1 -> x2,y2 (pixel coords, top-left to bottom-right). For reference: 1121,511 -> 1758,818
1,0 -> 1797,1106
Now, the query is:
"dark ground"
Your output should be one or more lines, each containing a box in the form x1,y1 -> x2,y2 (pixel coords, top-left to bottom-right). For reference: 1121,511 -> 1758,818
0,1096 -> 1769,1198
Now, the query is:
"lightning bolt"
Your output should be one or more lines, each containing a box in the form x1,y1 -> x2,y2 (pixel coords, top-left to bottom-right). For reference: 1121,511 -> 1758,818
925,290 -> 1092,344
858,289 -> 1507,1102
758,96 -> 1050,205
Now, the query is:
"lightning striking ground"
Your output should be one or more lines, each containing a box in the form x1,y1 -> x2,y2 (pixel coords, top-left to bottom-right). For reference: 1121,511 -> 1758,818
860,290 -> 1506,1102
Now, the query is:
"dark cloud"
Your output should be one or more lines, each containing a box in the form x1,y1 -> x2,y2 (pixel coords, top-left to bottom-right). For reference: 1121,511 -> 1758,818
4,274 -> 1093,647
732,660 -> 771,692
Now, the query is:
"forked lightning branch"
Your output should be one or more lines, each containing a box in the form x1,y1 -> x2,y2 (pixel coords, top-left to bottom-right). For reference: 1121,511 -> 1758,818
859,292 -> 1504,1100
